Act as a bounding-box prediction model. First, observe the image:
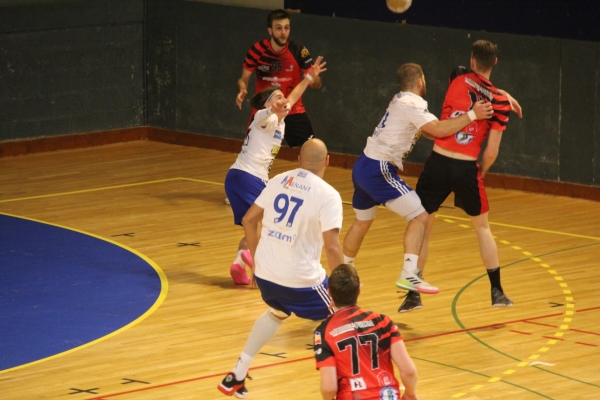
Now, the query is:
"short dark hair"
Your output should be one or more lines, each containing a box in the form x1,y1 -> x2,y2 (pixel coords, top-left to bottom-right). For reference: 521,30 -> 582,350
267,9 -> 290,28
329,264 -> 360,308
397,63 -> 423,91
250,85 -> 281,109
449,65 -> 469,85
471,40 -> 498,72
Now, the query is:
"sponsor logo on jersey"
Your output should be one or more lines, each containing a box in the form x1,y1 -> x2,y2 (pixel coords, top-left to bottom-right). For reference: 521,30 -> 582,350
301,47 -> 310,58
274,130 -> 282,140
258,64 -> 270,72
261,76 -> 292,83
465,77 -> 493,101
349,377 -> 367,391
455,131 -> 474,145
329,320 -> 375,337
271,145 -> 280,156
298,171 -> 307,178
314,348 -> 322,355
314,331 -> 321,345
280,176 -> 312,191
267,229 -> 295,242
379,386 -> 399,400
286,64 -> 294,72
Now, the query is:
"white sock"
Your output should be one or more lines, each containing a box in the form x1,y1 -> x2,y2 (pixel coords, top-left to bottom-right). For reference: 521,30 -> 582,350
343,255 -> 355,266
402,254 -> 419,275
233,249 -> 246,267
232,309 -> 284,379
232,352 -> 254,381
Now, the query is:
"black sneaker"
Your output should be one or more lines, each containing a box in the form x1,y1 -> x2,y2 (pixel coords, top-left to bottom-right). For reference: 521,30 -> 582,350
492,287 -> 514,307
234,385 -> 248,399
398,291 -> 423,313
218,372 -> 245,397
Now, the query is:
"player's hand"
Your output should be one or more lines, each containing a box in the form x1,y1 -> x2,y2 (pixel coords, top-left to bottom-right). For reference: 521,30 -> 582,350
236,89 -> 248,110
308,56 -> 327,79
472,100 -> 493,120
401,393 -> 418,400
499,89 -> 523,118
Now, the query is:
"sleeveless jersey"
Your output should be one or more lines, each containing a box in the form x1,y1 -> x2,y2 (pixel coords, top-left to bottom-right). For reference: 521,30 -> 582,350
435,71 -> 511,158
230,108 -> 284,181
253,168 -> 343,288
314,306 -> 402,400
363,91 -> 437,170
243,39 -> 314,115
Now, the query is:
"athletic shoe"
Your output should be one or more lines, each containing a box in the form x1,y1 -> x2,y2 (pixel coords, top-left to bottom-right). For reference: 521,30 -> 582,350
492,287 -> 514,306
398,291 -> 423,313
234,385 -> 248,399
230,263 -> 250,285
218,372 -> 245,397
240,249 -> 253,268
395,271 -> 440,294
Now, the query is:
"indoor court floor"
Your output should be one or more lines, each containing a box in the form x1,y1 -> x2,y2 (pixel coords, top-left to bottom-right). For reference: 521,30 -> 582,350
0,141 -> 599,399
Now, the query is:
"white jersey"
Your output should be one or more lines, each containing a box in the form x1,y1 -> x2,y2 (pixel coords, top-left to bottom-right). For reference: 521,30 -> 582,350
230,108 -> 284,181
363,91 -> 438,170
254,168 -> 343,288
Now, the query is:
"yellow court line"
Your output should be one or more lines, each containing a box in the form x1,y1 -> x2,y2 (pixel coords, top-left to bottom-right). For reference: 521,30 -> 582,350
0,178 -> 184,203
0,212 -> 169,375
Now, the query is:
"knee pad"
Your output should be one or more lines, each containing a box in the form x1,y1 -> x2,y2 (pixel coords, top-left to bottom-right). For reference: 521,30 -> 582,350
354,206 -> 378,221
269,308 -> 290,320
385,192 -> 425,221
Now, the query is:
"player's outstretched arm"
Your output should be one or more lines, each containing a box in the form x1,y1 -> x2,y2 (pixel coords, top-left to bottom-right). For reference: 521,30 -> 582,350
319,366 -> 338,400
236,69 -> 253,109
420,100 -> 493,138
480,129 -> 503,178
322,228 -> 344,273
286,56 -> 327,108
498,89 -> 522,118
391,341 -> 418,400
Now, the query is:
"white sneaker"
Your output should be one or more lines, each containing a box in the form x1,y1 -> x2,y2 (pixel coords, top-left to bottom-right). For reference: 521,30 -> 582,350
395,271 -> 440,294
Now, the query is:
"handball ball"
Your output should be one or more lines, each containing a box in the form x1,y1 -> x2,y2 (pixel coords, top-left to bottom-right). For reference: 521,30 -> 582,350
387,0 -> 412,13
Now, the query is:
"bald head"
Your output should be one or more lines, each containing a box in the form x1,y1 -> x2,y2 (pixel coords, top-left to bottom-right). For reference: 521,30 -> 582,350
299,138 -> 329,176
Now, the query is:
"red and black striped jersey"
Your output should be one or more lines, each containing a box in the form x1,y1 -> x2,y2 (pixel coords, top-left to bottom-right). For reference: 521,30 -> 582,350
435,71 -> 511,158
243,39 -> 314,115
314,306 -> 402,400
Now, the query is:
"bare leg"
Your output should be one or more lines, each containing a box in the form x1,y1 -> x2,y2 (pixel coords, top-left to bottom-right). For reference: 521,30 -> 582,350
343,218 -> 374,258
404,211 -> 428,255
417,212 -> 436,274
469,212 -> 499,270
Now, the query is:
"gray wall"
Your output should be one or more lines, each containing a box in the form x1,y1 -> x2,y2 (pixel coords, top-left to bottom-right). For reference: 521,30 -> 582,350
0,0 -> 144,140
1,0 -> 598,187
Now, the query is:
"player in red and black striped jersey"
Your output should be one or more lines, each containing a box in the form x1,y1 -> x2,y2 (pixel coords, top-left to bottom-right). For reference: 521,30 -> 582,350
236,9 -> 321,148
413,40 -> 515,312
315,265 -> 418,400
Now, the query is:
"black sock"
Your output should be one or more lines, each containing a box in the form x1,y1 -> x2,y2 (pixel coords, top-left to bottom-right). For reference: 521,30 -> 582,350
487,267 -> 503,292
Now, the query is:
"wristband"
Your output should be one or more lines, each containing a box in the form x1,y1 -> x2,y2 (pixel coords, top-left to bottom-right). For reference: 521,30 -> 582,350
467,109 -> 476,121
305,73 -> 314,82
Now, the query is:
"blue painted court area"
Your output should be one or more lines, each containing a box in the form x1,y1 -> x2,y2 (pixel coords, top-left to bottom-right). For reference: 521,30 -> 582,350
0,214 -> 163,372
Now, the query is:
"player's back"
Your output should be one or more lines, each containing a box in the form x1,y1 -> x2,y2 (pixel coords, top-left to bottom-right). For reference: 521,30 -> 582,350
254,167 -> 343,288
315,306 -> 401,399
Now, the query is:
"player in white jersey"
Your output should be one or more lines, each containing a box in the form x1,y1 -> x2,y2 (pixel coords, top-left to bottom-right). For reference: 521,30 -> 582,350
218,138 -> 345,398
224,56 -> 327,286
342,63 -> 493,299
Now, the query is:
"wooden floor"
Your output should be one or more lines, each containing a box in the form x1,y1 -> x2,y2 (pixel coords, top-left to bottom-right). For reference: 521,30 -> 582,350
1,141 -> 599,400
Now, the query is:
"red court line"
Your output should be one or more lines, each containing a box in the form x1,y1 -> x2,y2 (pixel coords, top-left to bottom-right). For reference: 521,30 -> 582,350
575,342 -> 598,347
570,328 -> 600,337
87,305 -> 600,399
510,330 -> 533,335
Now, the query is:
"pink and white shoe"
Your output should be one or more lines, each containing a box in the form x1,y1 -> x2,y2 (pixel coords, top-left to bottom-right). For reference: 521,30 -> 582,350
230,263 -> 250,285
241,249 -> 253,268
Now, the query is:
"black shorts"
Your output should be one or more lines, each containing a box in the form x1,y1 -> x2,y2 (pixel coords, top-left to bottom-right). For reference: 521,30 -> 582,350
282,112 -> 314,148
416,151 -> 489,216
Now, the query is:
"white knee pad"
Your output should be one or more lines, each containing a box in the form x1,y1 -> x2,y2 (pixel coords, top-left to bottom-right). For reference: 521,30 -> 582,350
385,192 -> 425,221
269,308 -> 290,320
354,206 -> 378,221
